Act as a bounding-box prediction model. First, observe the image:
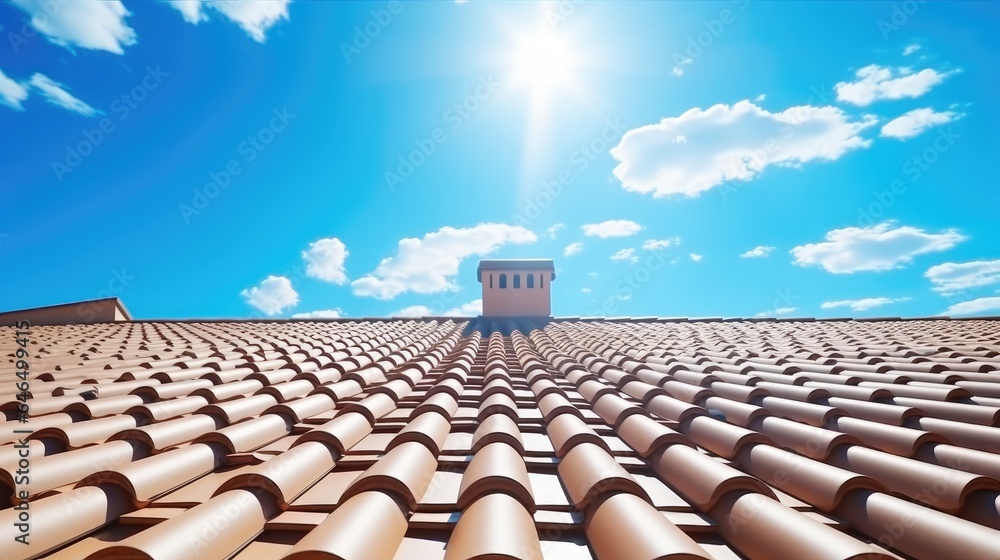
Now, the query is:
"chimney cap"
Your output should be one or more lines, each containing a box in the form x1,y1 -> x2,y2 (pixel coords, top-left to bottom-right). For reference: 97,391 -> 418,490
476,259 -> 555,282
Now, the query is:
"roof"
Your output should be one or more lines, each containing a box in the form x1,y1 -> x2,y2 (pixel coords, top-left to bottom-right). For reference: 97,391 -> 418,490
477,259 -> 556,282
0,297 -> 132,326
2,316 -> 1000,559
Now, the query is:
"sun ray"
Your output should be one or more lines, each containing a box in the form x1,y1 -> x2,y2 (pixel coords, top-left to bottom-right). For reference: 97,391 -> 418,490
503,23 -> 587,190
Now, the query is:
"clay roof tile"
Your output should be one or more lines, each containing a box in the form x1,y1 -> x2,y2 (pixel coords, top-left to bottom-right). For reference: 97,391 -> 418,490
557,442 -> 649,510
285,491 -> 409,559
457,441 -> 535,512
9,316 -> 1000,560
586,492 -> 713,560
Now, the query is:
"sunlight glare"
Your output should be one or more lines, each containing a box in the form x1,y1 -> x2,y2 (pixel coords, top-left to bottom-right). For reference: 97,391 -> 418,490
494,15 -> 603,195
509,29 -> 581,96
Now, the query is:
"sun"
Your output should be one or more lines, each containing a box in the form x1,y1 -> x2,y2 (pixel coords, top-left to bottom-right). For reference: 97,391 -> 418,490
508,29 -> 581,96
495,18 -> 599,193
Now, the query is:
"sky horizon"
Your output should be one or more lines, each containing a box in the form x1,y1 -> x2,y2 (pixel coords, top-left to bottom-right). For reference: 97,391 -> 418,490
1,1 -> 998,320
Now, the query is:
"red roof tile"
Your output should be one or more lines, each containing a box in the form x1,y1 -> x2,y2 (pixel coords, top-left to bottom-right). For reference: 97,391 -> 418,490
3,317 -> 1000,559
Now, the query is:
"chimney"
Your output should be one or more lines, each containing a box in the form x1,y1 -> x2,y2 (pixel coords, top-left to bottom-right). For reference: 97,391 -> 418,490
476,259 -> 555,317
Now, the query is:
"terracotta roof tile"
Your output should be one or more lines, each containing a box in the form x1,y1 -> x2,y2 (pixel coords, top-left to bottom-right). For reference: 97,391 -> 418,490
650,443 -> 776,511
343,441 -> 438,509
82,442 -> 220,504
558,442 -> 649,510
0,486 -> 132,558
445,493 -> 542,560
32,414 -> 138,450
196,414 -> 291,453
737,443 -> 884,512
458,441 -> 535,511
712,491 -> 895,559
90,489 -> 270,560
291,411 -> 372,455
4,317 -> 1000,559
587,492 -> 713,559
3,440 -> 137,500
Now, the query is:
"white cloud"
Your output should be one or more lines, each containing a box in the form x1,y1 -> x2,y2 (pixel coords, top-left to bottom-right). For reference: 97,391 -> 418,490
28,74 -> 99,116
241,275 -> 299,315
390,299 -> 483,318
755,307 -> 797,317
581,288 -> 592,294
791,222 -> 966,274
611,248 -> 639,264
445,299 -> 483,316
166,0 -> 208,23
547,223 -> 565,239
689,253 -> 703,262
671,57 -> 693,77
582,220 -> 643,238
821,297 -> 911,312
302,237 -> 349,284
944,297 -> 1000,316
903,44 -> 921,56
754,94 -> 766,102
642,238 -> 680,251
610,100 -> 876,197
925,259 -> 1000,295
835,65 -> 955,106
0,68 -> 28,111
291,308 -> 344,319
11,0 -> 136,54
391,305 -> 431,318
165,0 -> 291,43
563,242 -> 583,257
588,272 -> 598,277
740,245 -> 775,258
351,223 -> 537,300
880,108 -> 961,140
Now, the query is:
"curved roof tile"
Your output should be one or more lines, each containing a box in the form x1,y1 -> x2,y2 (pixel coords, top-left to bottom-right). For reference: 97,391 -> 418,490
444,493 -> 542,560
458,441 -> 535,512
586,492 -> 713,560
283,490 -> 408,559
8,317 -> 1000,559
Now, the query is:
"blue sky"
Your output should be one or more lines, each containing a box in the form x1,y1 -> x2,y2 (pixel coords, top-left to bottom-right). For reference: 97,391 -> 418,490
1,0 -> 998,320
